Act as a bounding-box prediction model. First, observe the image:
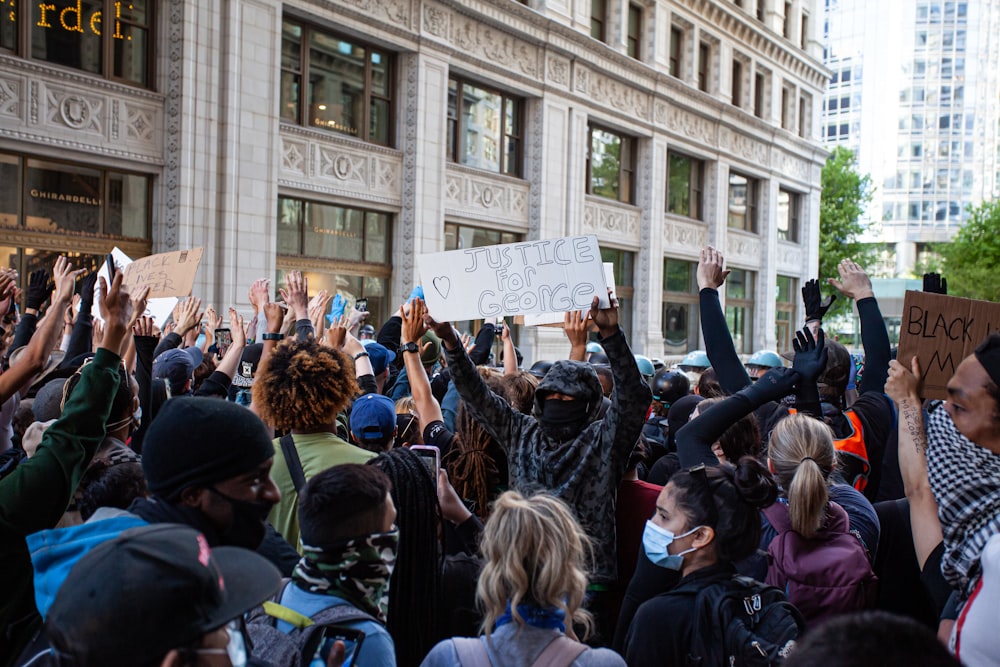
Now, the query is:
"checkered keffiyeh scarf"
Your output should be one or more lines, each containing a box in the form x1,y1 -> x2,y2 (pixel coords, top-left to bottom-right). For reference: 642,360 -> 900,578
926,407 -> 1000,599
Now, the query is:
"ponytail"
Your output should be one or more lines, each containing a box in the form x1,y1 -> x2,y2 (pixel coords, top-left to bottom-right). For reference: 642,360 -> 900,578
768,414 -> 837,539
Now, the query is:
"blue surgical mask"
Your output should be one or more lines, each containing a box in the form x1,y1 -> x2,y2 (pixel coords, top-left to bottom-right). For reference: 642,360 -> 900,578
642,520 -> 702,570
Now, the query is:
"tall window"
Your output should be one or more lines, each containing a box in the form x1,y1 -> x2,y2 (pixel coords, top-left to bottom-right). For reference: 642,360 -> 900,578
1,152 -> 152,292
698,42 -> 711,92
1,1 -> 154,86
731,59 -> 743,107
662,258 -> 699,354
601,247 -> 634,341
277,196 -> 392,323
781,85 -> 792,129
777,189 -> 800,242
800,13 -> 809,48
587,125 -> 636,204
666,152 -> 703,220
775,275 -> 797,352
669,26 -> 683,77
447,77 -> 523,177
725,268 -> 755,353
783,1 -> 792,38
756,0 -> 765,21
798,94 -> 810,138
590,0 -> 607,41
281,19 -> 393,146
627,3 -> 642,59
727,171 -> 758,232
754,72 -> 766,118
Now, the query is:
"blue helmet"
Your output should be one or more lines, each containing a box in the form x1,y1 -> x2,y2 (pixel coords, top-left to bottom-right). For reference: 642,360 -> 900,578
746,350 -> 784,368
634,354 -> 655,379
586,341 -> 604,355
678,350 -> 710,370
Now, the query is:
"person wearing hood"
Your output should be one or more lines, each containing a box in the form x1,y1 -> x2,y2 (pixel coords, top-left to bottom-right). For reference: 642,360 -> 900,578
424,294 -> 651,644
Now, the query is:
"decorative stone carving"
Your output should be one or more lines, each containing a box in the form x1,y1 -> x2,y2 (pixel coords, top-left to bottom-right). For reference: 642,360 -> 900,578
776,241 -> 803,270
282,139 -> 307,174
48,92 -> 102,133
719,127 -> 768,164
424,7 -> 539,79
574,68 -> 649,121
162,0 -> 185,250
779,152 -> 810,181
126,106 -> 155,142
583,198 -> 640,244
574,65 -> 590,93
547,55 -> 569,87
341,0 -> 411,27
667,106 -> 716,146
423,5 -> 449,36
654,102 -> 667,126
0,77 -> 19,118
726,231 -> 763,264
444,166 -> 529,225
664,217 -> 708,253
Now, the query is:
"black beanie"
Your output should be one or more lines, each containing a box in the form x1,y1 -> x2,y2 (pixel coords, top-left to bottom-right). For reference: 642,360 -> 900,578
975,334 -> 1000,388
142,396 -> 275,501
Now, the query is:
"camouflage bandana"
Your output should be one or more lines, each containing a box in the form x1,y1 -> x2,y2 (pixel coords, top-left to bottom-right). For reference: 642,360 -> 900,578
292,530 -> 399,621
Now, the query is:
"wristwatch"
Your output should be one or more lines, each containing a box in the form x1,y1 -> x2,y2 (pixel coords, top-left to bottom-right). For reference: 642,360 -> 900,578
400,341 -> 420,354
261,332 -> 285,341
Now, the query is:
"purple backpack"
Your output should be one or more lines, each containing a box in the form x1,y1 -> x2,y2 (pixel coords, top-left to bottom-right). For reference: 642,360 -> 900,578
762,501 -> 877,627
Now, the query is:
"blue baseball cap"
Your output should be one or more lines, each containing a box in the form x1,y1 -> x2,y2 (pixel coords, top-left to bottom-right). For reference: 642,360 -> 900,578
360,341 -> 396,376
152,347 -> 204,395
350,394 -> 397,446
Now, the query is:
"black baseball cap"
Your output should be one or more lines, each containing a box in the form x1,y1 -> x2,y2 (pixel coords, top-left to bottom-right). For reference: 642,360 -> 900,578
46,524 -> 281,667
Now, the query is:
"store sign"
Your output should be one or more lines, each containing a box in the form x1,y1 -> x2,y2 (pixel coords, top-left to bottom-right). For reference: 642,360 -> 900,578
36,1 -> 135,39
29,189 -> 101,206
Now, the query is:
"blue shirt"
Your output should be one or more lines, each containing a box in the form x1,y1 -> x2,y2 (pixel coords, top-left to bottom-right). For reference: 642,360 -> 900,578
278,584 -> 396,667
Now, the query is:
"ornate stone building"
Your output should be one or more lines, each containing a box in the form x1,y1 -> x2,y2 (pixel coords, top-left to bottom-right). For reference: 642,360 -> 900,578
0,0 -> 826,360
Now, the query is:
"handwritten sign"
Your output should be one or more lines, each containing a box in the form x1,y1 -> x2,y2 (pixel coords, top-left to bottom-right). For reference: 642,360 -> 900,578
122,248 -> 204,299
897,290 -> 1000,399
522,263 -> 619,327
91,247 -> 178,326
419,236 -> 609,322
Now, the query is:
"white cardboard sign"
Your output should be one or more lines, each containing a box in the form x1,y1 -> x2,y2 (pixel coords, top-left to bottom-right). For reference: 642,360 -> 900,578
522,263 -> 619,327
419,235 -> 609,322
92,247 -> 178,326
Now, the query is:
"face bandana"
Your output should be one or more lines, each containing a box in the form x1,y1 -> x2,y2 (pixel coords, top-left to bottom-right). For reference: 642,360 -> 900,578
539,397 -> 590,439
642,520 -> 702,570
292,530 -> 400,621
209,487 -> 274,549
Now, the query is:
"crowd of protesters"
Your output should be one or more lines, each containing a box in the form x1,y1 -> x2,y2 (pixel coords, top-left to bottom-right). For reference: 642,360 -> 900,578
0,243 -> 997,667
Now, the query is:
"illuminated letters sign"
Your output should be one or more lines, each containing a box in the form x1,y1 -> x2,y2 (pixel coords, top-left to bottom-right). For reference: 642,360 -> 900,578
35,1 -> 136,40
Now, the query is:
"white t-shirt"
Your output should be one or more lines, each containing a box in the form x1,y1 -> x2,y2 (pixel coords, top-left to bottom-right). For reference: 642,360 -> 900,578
952,533 -> 1000,666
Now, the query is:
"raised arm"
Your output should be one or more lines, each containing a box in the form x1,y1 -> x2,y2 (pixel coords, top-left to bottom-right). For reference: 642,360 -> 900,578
563,310 -> 589,362
885,357 -> 943,568
501,320 -> 517,374
697,246 -> 752,394
828,259 -> 890,394
425,301 -> 524,453
401,299 -> 443,426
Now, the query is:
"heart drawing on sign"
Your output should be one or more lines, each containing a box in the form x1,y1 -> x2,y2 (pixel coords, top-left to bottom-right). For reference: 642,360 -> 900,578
432,276 -> 452,299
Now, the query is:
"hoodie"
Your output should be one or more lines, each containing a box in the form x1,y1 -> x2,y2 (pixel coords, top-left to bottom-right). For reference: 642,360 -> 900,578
447,329 -> 651,583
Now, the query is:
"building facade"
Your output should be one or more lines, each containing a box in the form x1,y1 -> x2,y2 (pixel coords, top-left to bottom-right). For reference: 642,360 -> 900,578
1,0 -> 826,361
822,0 -> 1000,275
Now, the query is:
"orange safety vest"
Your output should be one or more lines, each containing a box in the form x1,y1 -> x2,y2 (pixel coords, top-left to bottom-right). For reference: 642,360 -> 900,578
787,408 -> 870,493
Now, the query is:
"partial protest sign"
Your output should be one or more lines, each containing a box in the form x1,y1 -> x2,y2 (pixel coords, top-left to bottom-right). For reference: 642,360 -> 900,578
522,263 -> 619,327
897,290 -> 1000,399
91,247 -> 202,325
419,235 -> 609,322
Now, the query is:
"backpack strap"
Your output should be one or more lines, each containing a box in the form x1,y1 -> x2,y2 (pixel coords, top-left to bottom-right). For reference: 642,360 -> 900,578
452,637 -> 493,667
309,603 -> 380,627
279,433 -> 307,493
530,636 -> 588,667
246,579 -> 292,627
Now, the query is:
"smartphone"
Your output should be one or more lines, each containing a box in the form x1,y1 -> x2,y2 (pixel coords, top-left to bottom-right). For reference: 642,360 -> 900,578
307,626 -> 365,667
215,328 -> 232,357
105,253 -> 117,280
355,298 -> 368,312
410,445 -> 440,486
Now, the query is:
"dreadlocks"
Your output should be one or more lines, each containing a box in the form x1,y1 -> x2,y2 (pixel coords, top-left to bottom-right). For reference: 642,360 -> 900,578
369,447 -> 443,667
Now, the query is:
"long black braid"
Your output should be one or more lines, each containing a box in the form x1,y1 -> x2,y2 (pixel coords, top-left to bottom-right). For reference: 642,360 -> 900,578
368,447 -> 444,667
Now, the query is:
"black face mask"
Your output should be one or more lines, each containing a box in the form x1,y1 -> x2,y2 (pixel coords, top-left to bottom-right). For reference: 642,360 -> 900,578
540,397 -> 590,431
209,487 -> 273,549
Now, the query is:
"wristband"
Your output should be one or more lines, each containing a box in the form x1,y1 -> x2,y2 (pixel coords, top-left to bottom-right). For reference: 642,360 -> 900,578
353,351 -> 370,361
262,333 -> 285,341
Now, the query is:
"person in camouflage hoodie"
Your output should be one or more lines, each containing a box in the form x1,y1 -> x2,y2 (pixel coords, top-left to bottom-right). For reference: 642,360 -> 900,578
424,296 -> 650,639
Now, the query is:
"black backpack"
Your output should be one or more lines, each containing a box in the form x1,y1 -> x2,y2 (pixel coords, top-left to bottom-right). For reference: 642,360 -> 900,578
685,575 -> 805,667
246,581 -> 381,667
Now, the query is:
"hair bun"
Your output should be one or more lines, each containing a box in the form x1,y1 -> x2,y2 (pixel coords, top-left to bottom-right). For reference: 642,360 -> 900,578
733,456 -> 779,509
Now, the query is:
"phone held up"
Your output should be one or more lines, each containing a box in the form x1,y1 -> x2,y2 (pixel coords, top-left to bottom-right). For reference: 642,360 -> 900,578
355,298 -> 368,312
215,328 -> 232,357
410,445 -> 440,487
105,253 -> 117,280
307,626 -> 366,667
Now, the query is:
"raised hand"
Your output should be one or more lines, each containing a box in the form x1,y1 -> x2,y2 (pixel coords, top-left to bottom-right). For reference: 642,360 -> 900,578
828,259 -> 874,301
402,298 -> 430,345
25,268 -> 53,312
51,257 -> 86,306
132,315 -> 158,339
98,273 -> 133,353
263,301 -> 284,335
801,278 -> 836,322
325,314 -> 349,350
697,246 -> 731,291
173,297 -> 203,336
922,273 -> 948,295
248,278 -> 270,314
886,357 -> 923,405
563,310 -> 589,360
588,289 -> 619,339
205,306 -> 223,332
791,326 -> 828,383
228,307 -> 246,350
279,271 -> 309,320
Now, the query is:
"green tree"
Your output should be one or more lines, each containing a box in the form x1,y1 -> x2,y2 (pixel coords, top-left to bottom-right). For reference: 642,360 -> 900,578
819,147 -> 876,319
938,199 -> 1000,302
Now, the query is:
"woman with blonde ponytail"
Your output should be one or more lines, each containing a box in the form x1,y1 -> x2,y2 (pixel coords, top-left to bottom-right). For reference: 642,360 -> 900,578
763,413 -> 878,626
420,491 -> 625,667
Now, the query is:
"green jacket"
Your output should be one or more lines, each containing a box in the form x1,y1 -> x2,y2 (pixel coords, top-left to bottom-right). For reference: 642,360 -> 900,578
0,348 -> 119,666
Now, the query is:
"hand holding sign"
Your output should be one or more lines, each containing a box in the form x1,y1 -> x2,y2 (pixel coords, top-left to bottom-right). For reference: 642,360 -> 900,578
589,290 -> 620,339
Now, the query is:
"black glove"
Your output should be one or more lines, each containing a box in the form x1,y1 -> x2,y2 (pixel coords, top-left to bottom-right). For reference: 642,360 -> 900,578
923,272 -> 948,295
792,327 -> 828,384
802,279 -> 837,322
25,269 -> 53,311
743,367 -> 801,404
78,272 -> 98,312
